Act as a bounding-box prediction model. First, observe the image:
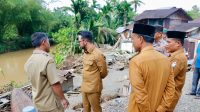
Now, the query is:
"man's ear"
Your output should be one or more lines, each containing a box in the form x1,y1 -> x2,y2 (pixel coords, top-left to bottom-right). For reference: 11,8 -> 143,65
174,39 -> 182,46
139,35 -> 144,44
41,40 -> 45,45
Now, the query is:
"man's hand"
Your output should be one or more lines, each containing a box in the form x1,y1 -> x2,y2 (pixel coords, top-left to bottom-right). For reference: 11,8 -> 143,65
51,82 -> 69,109
61,98 -> 69,109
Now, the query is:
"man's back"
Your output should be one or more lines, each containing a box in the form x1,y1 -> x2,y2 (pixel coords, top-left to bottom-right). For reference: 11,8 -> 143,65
128,46 -> 171,112
24,50 -> 61,111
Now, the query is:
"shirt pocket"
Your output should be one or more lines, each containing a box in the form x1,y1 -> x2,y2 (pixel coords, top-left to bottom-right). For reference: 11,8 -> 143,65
84,60 -> 96,71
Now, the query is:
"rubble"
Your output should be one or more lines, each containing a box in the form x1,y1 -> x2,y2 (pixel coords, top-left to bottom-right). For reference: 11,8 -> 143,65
101,93 -> 121,103
60,55 -> 83,74
102,97 -> 128,112
105,49 -> 136,70
0,85 -> 31,112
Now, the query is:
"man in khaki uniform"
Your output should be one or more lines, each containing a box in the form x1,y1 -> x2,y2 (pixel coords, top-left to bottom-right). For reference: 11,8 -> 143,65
24,32 -> 69,112
128,24 -> 175,112
77,31 -> 108,112
165,31 -> 188,111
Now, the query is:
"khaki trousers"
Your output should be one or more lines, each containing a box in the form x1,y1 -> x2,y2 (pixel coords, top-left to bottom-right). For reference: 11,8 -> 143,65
82,92 -> 102,112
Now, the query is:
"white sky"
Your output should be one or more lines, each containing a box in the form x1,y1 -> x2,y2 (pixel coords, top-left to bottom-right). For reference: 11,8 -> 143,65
45,0 -> 200,13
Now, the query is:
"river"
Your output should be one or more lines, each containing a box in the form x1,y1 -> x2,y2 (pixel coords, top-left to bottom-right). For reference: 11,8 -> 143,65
0,49 -> 33,87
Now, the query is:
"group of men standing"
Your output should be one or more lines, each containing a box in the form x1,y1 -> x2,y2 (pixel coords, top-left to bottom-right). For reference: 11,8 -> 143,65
128,24 -> 187,112
24,23 -> 188,112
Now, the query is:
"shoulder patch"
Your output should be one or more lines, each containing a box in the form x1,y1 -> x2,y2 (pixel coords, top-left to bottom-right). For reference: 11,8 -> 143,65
48,59 -> 55,64
171,61 -> 177,68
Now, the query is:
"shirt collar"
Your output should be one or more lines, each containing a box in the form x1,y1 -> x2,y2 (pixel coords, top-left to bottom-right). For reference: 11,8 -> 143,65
141,46 -> 154,53
85,46 -> 95,54
33,49 -> 50,56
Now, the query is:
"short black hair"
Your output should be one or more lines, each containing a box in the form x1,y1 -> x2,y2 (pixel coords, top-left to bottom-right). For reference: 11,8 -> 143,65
172,38 -> 184,46
138,34 -> 154,44
31,32 -> 48,47
77,30 -> 93,42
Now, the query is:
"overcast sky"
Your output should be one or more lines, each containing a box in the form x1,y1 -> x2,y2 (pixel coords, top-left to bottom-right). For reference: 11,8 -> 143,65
45,0 -> 200,13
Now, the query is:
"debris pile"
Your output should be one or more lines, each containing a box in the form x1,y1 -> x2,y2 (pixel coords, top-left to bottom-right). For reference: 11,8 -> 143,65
105,50 -> 136,71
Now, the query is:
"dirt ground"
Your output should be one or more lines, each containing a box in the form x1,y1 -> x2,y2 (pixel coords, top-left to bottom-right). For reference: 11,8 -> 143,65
66,70 -> 200,112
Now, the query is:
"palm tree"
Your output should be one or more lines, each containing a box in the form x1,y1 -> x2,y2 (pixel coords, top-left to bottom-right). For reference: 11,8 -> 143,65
100,2 -> 113,28
65,0 -> 89,29
91,0 -> 100,11
115,0 -> 134,27
87,18 -> 117,45
131,0 -> 144,12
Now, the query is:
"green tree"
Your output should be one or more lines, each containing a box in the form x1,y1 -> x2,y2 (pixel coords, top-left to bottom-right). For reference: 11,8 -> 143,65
49,0 -> 140,65
51,7 -> 74,32
131,0 -> 144,12
100,2 -> 114,28
65,0 -> 90,29
115,0 -> 136,26
91,0 -> 100,10
52,27 -> 81,65
187,5 -> 200,19
0,0 -> 60,53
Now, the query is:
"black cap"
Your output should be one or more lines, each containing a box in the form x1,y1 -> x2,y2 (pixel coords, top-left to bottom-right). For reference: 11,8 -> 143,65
77,31 -> 93,42
166,31 -> 186,40
132,23 -> 155,38
154,25 -> 163,32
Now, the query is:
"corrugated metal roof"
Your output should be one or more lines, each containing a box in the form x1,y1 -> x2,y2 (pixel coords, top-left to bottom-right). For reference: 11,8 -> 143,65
190,17 -> 200,23
135,7 -> 192,21
173,23 -> 200,32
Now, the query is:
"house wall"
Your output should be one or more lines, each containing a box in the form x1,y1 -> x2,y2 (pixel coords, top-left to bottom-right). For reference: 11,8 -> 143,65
136,19 -> 148,24
184,38 -> 200,59
163,18 -> 170,29
147,19 -> 163,26
188,28 -> 200,39
168,11 -> 189,29
185,29 -> 200,59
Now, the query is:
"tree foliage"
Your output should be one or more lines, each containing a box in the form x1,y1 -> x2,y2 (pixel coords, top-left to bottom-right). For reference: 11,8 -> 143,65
187,5 -> 200,19
0,0 -> 140,64
0,0 -> 62,53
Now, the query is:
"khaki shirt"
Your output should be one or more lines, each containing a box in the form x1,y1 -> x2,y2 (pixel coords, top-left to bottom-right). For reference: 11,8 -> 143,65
167,48 -> 187,111
24,50 -> 62,111
81,46 -> 108,93
128,46 -> 175,112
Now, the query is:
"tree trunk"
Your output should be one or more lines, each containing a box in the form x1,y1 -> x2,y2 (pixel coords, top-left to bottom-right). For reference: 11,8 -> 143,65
135,4 -> 137,12
123,14 -> 127,27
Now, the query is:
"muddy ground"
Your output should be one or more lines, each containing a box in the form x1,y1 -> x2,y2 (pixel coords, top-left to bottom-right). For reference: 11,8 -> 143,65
66,70 -> 200,112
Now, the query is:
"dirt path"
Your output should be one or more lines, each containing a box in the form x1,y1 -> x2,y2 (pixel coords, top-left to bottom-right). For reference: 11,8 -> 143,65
100,71 -> 200,112
175,71 -> 200,112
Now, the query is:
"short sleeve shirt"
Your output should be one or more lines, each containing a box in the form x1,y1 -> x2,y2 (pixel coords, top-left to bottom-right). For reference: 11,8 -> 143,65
24,50 -> 62,111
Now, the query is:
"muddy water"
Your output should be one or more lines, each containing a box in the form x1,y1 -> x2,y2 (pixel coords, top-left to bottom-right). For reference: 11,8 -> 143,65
0,49 -> 33,87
